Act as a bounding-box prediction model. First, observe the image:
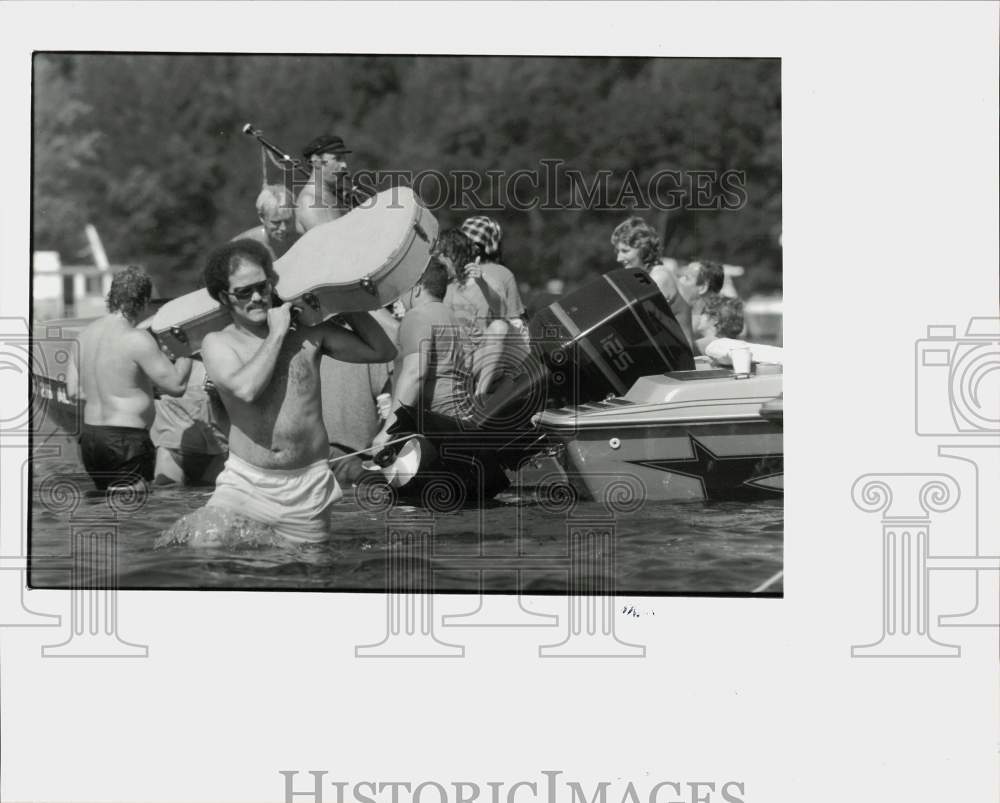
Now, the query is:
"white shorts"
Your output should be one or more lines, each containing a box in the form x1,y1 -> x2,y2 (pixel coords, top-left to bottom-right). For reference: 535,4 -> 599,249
206,453 -> 343,544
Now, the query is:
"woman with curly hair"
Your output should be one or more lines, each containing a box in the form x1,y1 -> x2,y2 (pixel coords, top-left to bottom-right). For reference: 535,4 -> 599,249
610,216 -> 694,348
610,216 -> 662,272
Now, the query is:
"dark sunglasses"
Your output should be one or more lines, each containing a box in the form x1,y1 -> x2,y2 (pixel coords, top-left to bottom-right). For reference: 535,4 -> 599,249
226,280 -> 272,302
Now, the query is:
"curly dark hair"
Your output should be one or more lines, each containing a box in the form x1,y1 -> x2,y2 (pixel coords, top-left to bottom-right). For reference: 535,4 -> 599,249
203,239 -> 277,304
703,295 -> 745,339
689,259 -> 725,294
420,258 -> 452,300
106,265 -> 153,321
432,229 -> 475,278
610,216 -> 662,270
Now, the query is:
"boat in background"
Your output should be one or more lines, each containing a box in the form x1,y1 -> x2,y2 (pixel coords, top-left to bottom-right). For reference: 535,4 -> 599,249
534,361 -> 783,503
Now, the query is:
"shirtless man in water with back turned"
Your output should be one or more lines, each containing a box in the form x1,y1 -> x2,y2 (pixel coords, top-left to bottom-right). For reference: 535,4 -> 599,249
194,239 -> 396,543
67,265 -> 193,490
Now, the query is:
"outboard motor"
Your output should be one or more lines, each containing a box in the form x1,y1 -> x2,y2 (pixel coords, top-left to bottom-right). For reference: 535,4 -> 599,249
371,268 -> 696,498
470,268 -> 695,431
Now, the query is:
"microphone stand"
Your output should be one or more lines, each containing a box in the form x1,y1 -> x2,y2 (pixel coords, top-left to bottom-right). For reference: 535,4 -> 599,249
242,123 -> 370,208
242,123 -> 312,181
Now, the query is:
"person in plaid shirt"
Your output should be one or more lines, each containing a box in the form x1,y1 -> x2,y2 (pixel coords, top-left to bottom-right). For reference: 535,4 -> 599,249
440,219 -> 529,397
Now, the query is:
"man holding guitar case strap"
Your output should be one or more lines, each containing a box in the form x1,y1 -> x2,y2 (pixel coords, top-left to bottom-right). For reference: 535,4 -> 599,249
171,239 -> 396,545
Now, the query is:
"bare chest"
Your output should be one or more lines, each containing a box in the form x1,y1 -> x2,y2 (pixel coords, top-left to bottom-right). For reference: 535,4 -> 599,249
232,332 -> 319,399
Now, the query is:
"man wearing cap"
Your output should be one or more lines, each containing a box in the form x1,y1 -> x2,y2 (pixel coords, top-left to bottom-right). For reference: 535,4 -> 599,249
295,134 -> 354,233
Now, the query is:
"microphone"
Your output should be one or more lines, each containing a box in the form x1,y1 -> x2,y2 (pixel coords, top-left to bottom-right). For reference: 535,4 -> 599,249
242,123 -> 312,180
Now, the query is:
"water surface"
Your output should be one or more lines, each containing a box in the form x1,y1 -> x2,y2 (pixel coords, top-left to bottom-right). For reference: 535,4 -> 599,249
29,433 -> 783,595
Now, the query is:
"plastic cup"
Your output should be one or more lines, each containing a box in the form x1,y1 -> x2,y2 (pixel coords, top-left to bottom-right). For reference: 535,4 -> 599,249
730,346 -> 752,377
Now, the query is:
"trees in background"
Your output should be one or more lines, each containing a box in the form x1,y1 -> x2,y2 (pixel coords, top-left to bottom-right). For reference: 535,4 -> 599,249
33,54 -> 781,297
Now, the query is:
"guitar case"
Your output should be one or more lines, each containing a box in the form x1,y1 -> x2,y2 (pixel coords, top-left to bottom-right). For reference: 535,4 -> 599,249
150,186 -> 438,358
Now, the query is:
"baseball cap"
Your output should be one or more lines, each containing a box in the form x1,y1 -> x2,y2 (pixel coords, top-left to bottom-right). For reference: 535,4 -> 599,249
302,134 -> 352,160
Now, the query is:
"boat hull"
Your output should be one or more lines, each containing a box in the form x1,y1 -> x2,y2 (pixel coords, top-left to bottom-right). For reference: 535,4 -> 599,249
555,418 -> 782,503
536,367 -> 784,503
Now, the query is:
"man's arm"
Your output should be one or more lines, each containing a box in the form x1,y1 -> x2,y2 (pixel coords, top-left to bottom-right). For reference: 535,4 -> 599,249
131,330 -> 193,397
500,269 -> 526,320
463,263 -> 506,319
372,315 -> 427,449
201,303 -> 293,403
319,311 -> 397,364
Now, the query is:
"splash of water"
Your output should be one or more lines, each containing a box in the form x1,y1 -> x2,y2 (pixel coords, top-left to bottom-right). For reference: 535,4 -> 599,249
155,506 -> 283,549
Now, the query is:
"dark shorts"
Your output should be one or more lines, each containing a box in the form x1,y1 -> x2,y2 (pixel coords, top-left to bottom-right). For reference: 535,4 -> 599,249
79,424 -> 156,490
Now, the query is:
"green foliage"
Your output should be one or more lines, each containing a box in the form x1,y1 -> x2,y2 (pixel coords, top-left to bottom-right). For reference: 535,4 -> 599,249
33,54 -> 781,296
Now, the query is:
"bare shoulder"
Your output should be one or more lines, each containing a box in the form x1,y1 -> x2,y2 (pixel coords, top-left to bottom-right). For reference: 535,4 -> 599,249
484,262 -> 516,282
123,325 -> 158,354
648,264 -> 678,295
401,306 -> 433,330
201,326 -> 239,354
232,225 -> 265,244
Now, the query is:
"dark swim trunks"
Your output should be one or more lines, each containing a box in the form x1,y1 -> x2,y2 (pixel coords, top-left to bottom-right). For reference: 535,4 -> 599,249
79,424 -> 156,490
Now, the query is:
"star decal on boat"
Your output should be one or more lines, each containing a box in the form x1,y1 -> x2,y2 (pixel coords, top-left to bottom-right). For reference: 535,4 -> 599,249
625,434 -> 783,501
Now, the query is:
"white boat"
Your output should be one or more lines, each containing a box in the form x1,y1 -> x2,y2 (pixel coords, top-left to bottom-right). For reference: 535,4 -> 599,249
533,363 -> 783,502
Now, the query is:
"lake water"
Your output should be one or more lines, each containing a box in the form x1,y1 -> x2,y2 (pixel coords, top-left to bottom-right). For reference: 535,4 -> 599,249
29,432 -> 783,596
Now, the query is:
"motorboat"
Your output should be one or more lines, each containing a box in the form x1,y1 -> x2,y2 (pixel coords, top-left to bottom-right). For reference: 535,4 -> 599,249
375,267 -> 783,504
533,362 -> 783,503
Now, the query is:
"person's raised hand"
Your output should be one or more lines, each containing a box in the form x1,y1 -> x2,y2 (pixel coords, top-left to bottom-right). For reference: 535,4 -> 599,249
267,302 -> 294,337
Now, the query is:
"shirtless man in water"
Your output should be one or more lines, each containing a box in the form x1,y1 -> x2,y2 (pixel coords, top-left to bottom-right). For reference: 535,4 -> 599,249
197,239 -> 396,543
67,266 -> 193,490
